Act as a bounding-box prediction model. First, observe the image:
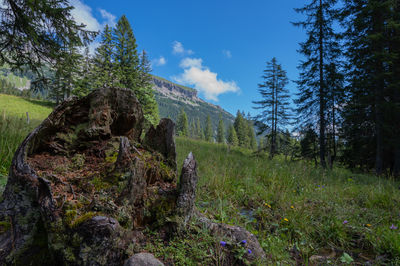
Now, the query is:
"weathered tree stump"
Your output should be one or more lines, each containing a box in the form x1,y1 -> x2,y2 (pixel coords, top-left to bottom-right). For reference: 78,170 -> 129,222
0,88 -> 265,265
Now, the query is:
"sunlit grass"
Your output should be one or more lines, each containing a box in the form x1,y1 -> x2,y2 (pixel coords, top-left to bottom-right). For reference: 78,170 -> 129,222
176,137 -> 400,264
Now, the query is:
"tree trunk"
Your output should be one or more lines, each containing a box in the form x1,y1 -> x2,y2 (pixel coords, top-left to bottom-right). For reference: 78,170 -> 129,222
318,0 -> 326,169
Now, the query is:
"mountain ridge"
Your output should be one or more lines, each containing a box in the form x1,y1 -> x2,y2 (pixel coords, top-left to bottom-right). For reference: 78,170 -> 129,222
151,75 -> 235,132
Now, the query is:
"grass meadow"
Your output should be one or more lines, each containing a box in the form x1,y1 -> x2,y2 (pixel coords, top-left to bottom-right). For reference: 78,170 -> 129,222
0,94 -> 399,264
0,94 -> 52,182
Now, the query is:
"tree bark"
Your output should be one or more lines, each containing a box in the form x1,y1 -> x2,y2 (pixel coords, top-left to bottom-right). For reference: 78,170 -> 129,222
318,0 -> 327,169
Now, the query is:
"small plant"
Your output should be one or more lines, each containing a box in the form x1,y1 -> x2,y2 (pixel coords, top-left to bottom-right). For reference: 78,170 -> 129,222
340,252 -> 354,264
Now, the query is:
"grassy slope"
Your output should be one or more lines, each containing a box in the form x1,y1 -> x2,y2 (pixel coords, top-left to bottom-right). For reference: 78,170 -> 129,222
0,95 -> 399,264
0,94 -> 53,120
0,94 -> 53,180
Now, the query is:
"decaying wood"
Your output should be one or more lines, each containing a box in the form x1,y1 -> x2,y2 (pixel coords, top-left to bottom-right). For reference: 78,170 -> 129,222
0,87 -> 265,265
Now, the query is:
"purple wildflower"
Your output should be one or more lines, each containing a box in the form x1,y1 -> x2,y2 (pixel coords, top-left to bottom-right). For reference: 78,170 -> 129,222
390,224 -> 398,230
248,249 -> 252,254
343,220 -> 349,225
241,240 -> 247,244
220,241 -> 226,247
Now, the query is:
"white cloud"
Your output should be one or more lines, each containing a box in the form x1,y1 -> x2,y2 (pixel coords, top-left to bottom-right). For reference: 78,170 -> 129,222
222,49 -> 232,59
173,57 -> 240,101
99,8 -> 116,27
153,56 -> 167,66
68,1 -> 117,54
179,58 -> 202,68
172,41 -> 193,55
69,0 -> 101,31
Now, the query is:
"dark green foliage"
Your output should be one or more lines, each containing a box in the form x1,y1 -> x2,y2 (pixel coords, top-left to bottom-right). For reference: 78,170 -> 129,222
176,108 -> 189,137
217,115 -> 225,143
72,47 -> 92,97
0,0 -> 95,85
50,45 -> 83,104
293,0 -> 341,168
92,25 -> 115,88
300,127 -> 319,165
204,115 -> 213,142
113,15 -> 140,90
234,111 -> 250,148
196,118 -> 202,139
247,120 -> 257,150
135,51 -> 159,126
340,0 -> 400,176
227,125 -> 239,146
253,58 -> 291,157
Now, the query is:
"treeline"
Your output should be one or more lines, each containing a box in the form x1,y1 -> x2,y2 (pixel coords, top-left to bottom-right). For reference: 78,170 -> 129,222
176,108 -> 257,149
254,0 -> 400,176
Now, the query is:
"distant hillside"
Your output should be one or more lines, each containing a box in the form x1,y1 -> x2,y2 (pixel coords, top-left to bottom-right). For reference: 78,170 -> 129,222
0,66 -> 30,90
151,75 -> 235,132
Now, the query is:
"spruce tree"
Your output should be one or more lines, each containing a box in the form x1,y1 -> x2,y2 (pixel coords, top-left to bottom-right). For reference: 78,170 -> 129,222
176,108 -> 189,137
92,25 -> 114,88
135,50 -> 159,126
190,120 -> 196,138
51,45 -> 82,104
73,46 -> 92,97
234,111 -> 250,148
227,125 -> 239,146
341,0 -> 399,175
205,115 -> 213,142
217,115 -> 225,143
253,58 -> 291,157
196,118 -> 202,139
293,0 -> 341,168
247,121 -> 257,150
112,17 -> 159,126
113,15 -> 140,90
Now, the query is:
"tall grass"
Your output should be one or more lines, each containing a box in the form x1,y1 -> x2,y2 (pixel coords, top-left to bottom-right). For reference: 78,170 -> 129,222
0,114 -> 41,181
0,94 -> 52,187
176,137 -> 400,264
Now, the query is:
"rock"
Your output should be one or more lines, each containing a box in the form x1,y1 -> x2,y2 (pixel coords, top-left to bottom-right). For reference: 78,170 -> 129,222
196,210 -> 266,263
114,136 -> 133,171
176,152 -> 198,227
124,253 -> 164,266
144,118 -> 176,168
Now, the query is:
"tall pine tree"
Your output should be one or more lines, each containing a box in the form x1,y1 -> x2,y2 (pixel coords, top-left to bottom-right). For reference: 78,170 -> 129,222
227,125 -> 239,146
217,115 -> 225,143
113,15 -> 140,90
205,115 -> 213,142
176,108 -> 189,137
293,0 -> 341,168
253,58 -> 291,158
341,0 -> 400,175
92,25 -> 115,88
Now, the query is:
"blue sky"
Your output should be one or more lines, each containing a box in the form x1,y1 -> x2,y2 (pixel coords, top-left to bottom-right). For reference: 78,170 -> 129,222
70,0 -> 309,117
